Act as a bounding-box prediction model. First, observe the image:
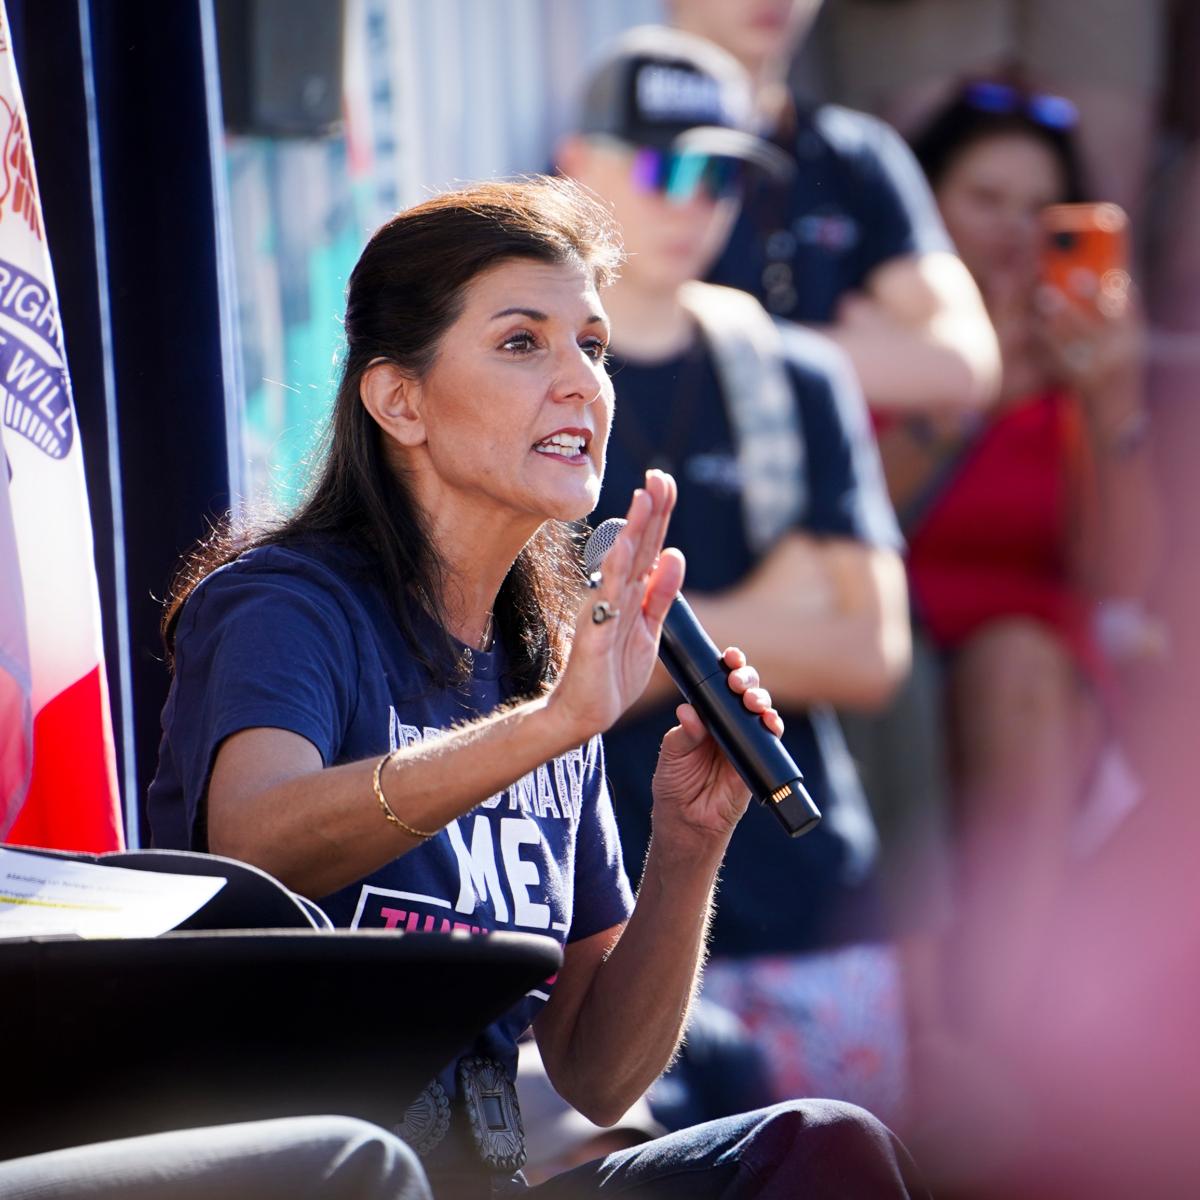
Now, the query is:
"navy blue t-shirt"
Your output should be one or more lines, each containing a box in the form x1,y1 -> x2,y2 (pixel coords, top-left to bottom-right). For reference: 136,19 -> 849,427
148,539 -> 634,1105
709,102 -> 951,323
595,325 -> 899,956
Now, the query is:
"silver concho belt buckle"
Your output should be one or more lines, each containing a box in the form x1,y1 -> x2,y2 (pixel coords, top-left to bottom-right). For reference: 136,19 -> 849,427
395,1078 -> 451,1157
457,1054 -> 526,1173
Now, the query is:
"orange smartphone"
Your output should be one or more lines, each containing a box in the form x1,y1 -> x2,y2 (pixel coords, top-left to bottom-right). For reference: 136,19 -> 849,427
1040,202 -> 1130,311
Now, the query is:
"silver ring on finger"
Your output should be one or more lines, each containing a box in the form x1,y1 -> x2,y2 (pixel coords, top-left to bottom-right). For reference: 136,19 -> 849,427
591,600 -> 620,625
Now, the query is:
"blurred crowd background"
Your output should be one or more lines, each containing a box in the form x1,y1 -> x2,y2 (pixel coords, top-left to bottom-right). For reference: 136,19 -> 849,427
207,2 -> 1200,1197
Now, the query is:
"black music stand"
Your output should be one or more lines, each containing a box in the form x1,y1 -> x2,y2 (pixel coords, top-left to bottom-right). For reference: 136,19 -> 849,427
0,851 -> 562,1159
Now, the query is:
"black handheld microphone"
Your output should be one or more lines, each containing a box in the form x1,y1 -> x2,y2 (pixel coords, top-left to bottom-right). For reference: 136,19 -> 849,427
584,519 -> 821,837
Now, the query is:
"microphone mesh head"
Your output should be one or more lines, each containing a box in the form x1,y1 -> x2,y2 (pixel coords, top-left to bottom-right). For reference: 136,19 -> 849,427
583,518 -> 626,575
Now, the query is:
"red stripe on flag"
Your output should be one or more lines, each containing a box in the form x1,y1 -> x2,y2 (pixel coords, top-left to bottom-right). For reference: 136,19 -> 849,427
7,665 -> 124,852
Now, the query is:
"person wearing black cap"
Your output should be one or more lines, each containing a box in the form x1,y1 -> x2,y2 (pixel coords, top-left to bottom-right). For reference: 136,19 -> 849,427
558,26 -> 914,1117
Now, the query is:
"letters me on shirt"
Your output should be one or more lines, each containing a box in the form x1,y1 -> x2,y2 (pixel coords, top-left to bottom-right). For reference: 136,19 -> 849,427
350,714 -> 595,937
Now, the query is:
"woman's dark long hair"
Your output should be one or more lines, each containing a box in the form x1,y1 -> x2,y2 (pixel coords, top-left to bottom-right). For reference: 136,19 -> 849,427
164,176 -> 622,696
910,80 -> 1088,202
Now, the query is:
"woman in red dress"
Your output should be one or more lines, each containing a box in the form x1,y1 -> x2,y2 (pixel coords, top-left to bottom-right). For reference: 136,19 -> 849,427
887,84 -> 1162,1047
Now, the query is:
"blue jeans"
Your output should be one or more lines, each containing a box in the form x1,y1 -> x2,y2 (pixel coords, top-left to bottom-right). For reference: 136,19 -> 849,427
429,1100 -> 929,1199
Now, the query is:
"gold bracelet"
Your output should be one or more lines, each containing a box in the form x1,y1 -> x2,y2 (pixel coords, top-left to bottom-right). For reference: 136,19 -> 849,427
373,750 -> 437,839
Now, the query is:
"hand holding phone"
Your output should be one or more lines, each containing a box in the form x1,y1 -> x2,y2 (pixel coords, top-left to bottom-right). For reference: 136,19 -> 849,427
1037,202 -> 1143,396
1039,202 -> 1130,316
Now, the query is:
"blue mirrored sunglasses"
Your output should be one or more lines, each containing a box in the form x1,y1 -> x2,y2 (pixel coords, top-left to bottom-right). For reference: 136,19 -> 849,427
963,81 -> 1078,131
629,146 -> 746,204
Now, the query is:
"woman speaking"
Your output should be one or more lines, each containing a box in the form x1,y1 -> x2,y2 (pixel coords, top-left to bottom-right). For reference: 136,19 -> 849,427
148,177 -> 925,1198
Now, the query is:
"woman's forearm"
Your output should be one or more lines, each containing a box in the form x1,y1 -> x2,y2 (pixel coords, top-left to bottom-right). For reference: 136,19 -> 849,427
207,694 -> 586,898
1076,377 -> 1163,601
819,253 -> 1001,414
543,833 -> 726,1124
688,539 -> 911,711
823,319 -> 992,413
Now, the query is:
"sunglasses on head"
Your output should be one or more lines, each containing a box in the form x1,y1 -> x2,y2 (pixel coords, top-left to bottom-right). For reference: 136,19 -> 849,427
963,81 -> 1078,131
629,146 -> 746,203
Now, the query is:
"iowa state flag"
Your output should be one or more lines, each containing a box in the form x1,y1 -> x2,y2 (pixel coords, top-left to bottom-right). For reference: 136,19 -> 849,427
0,4 -> 122,850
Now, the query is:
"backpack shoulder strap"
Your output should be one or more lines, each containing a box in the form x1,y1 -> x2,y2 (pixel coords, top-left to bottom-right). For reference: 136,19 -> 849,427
678,281 -> 805,553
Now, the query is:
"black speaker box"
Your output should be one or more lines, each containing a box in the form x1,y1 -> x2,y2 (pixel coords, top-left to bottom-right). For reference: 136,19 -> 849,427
215,0 -> 346,138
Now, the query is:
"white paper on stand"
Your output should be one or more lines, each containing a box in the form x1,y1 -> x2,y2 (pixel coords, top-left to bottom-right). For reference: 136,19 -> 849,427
0,847 -> 225,939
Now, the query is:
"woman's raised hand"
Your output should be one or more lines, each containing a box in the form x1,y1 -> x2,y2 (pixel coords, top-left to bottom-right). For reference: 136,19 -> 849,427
548,470 -> 683,741
1036,276 -> 1143,400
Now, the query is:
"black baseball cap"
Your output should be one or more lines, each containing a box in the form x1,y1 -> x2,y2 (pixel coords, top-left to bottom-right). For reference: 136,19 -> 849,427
577,26 -> 792,178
